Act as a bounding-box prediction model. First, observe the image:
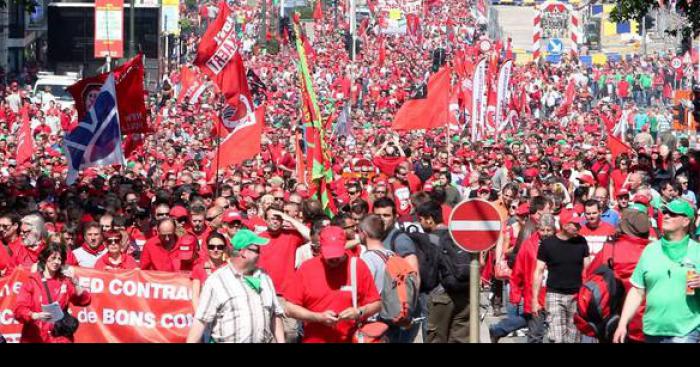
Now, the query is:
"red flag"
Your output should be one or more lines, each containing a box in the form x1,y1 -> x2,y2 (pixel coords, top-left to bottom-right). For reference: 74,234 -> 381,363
391,67 -> 451,130
607,134 -> 632,159
195,2 -> 253,126
67,54 -> 150,135
16,105 -> 33,165
210,106 -> 265,173
313,0 -> 323,21
177,66 -> 206,104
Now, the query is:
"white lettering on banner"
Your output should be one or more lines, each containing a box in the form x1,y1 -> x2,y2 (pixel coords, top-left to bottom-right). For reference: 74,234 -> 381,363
4,333 -> 20,343
108,279 -> 192,301
0,281 -> 22,297
78,276 -> 105,293
77,309 -> 99,324
205,34 -> 239,75
0,309 -> 18,325
160,313 -> 193,329
102,308 -> 157,328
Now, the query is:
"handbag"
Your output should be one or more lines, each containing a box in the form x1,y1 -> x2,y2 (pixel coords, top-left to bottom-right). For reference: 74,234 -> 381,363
42,279 -> 80,338
350,257 -> 389,343
494,258 -> 512,280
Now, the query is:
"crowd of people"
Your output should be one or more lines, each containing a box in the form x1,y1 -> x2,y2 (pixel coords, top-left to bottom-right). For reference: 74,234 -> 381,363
1,0 -> 700,343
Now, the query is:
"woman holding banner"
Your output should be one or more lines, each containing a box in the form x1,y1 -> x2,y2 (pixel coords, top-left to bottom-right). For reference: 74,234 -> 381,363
13,243 -> 91,343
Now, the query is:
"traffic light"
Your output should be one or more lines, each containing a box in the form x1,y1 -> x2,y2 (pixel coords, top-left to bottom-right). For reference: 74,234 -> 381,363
693,85 -> 700,131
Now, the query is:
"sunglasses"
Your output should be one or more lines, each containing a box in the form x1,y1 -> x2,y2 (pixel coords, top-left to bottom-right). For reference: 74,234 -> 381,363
662,209 -> 686,218
348,190 -> 359,195
207,244 -> 226,251
375,190 -> 386,194
106,238 -> 121,244
156,212 -> 170,217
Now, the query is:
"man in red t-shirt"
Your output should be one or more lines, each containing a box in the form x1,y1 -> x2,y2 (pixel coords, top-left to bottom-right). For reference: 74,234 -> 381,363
285,226 -> 381,343
590,147 -> 613,189
578,200 -> 616,256
140,219 -> 180,272
257,207 -> 310,342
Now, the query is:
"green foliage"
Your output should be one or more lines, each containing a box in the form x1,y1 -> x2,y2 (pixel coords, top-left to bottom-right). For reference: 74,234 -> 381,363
610,0 -> 700,37
296,5 -> 314,20
179,18 -> 193,35
265,38 -> 280,54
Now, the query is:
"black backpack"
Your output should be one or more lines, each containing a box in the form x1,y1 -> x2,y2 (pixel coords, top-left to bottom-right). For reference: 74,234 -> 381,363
389,230 -> 441,294
435,231 -> 472,293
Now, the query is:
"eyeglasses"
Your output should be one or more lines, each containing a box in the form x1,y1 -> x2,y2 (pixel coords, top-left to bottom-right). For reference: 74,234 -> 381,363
208,244 -> 226,251
156,212 -> 170,217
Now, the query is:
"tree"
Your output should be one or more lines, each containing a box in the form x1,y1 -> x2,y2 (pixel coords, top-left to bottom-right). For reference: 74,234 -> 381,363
609,0 -> 700,37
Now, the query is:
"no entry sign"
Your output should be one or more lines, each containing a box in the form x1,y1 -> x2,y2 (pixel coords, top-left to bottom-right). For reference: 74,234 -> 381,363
448,199 -> 503,253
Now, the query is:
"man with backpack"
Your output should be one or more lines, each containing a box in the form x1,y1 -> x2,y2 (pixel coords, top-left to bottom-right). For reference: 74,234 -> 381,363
359,214 -> 420,343
373,197 -> 430,342
417,201 -> 471,343
533,211 -> 591,343
576,209 -> 651,343
613,199 -> 700,343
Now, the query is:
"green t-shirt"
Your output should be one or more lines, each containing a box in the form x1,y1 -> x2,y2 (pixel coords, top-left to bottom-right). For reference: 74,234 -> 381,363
641,74 -> 652,89
631,236 -> 700,336
649,115 -> 658,132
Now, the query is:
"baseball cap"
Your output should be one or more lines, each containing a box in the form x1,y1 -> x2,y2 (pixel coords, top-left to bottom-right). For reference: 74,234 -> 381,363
578,174 -> 595,186
177,234 -> 198,260
616,188 -> 629,198
663,199 -> 695,220
319,226 -> 347,259
222,209 -> 243,224
170,205 -> 188,219
231,229 -> 269,251
516,203 -> 530,216
560,211 -> 581,229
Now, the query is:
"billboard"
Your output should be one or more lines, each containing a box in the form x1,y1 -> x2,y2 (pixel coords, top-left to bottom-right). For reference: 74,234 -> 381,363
94,0 -> 124,58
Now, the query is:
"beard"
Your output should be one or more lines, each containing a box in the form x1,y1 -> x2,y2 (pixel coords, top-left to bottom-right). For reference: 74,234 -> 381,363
23,233 -> 40,248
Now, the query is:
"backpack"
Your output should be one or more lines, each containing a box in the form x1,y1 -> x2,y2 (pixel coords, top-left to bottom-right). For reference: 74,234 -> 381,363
436,231 -> 472,293
370,250 -> 419,327
389,230 -> 441,293
574,245 -> 625,343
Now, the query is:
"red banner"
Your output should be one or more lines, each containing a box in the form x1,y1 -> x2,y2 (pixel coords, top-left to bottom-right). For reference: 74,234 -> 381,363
67,54 -> 150,135
0,267 -> 194,343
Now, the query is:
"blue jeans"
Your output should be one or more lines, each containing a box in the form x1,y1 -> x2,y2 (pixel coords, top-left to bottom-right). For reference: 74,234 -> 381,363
645,329 -> 700,343
490,302 -> 527,338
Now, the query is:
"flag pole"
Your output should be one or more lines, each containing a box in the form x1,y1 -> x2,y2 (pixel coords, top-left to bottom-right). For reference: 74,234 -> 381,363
214,97 -> 224,197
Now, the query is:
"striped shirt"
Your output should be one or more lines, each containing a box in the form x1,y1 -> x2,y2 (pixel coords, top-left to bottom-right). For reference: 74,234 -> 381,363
195,263 -> 284,343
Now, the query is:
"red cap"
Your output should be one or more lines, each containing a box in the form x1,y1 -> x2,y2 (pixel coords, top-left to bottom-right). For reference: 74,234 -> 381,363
616,188 -> 629,197
170,205 -> 188,219
578,174 -> 595,185
516,203 -> 530,216
241,187 -> 261,199
560,211 -> 581,228
632,193 -> 650,206
177,234 -> 198,260
198,185 -> 213,196
222,209 -> 243,223
597,147 -> 607,154
319,226 -> 347,259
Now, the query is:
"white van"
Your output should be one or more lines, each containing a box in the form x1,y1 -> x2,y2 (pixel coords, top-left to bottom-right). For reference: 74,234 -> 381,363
33,72 -> 79,110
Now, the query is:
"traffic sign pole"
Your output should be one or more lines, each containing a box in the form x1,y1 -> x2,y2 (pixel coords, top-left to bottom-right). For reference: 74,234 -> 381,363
469,255 -> 479,343
448,199 -> 503,343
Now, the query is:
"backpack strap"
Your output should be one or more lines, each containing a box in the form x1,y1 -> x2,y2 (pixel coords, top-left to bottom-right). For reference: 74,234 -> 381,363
370,249 -> 390,263
389,230 -> 402,253
42,278 -> 54,305
350,257 -> 358,310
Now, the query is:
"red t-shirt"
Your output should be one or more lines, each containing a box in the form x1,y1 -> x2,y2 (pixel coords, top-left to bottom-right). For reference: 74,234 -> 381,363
591,160 -> 612,188
579,222 -> 616,256
391,181 -> 412,216
0,244 -> 14,274
190,260 -> 226,284
139,237 -> 179,272
12,242 -> 46,267
372,156 -> 406,176
94,253 -> 139,270
258,230 -> 306,297
610,169 -> 628,197
285,256 -> 380,343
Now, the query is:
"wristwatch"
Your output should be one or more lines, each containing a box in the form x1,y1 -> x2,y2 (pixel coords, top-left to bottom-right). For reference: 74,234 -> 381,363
358,308 -> 364,319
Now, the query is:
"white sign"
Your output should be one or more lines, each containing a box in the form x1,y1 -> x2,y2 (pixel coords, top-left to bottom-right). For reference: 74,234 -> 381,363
479,40 -> 491,52
672,57 -> 682,70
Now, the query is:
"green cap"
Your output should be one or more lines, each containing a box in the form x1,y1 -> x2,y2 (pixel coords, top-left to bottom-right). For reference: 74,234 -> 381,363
678,146 -> 688,155
664,199 -> 695,220
557,139 -> 567,146
452,135 -> 460,142
231,229 -> 269,251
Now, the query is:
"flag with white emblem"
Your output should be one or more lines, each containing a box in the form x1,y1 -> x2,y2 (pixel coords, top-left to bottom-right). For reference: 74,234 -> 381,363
63,73 -> 125,185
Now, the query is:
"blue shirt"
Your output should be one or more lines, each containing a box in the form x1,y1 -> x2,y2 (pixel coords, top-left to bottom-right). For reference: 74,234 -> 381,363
600,208 -> 620,228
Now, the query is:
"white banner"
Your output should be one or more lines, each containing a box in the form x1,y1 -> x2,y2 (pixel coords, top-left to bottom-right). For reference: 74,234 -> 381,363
471,58 -> 487,142
495,59 -> 513,132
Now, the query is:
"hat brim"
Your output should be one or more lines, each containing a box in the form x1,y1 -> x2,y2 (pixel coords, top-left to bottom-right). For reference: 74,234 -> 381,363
321,245 -> 346,259
663,204 -> 694,219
